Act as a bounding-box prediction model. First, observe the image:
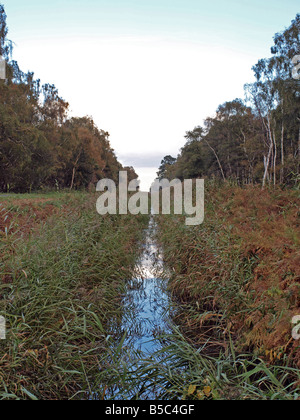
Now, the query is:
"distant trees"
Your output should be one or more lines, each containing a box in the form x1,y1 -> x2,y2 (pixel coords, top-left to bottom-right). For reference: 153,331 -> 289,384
164,15 -> 300,187
0,4 -> 12,60
157,155 -> 176,179
0,4 -> 133,193
124,166 -> 139,183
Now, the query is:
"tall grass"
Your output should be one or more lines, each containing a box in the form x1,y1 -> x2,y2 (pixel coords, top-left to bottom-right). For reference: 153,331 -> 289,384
130,328 -> 300,400
152,184 -> 300,399
0,192 -> 148,400
1,186 -> 299,400
86,326 -> 300,400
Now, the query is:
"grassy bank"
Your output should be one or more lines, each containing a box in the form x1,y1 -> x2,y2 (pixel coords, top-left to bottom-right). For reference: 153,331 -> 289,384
155,183 -> 300,399
1,186 -> 299,400
0,192 -> 148,400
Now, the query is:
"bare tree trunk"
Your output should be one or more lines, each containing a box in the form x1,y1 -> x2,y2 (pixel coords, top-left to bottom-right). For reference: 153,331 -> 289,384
279,100 -> 285,185
280,123 -> 284,184
70,167 -> 76,191
241,129 -> 254,185
262,116 -> 273,188
204,139 -> 226,181
273,130 -> 277,187
70,150 -> 81,190
263,155 -> 269,187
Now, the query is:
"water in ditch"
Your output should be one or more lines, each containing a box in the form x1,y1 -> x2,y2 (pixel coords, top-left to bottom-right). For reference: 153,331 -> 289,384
105,216 -> 175,399
122,218 -> 172,353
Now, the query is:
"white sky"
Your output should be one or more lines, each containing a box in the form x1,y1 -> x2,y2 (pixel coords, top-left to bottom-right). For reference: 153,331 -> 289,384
3,0 -> 300,190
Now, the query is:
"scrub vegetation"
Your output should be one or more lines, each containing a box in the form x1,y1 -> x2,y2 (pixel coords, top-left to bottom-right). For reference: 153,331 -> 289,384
0,192 -> 148,399
154,182 -> 300,400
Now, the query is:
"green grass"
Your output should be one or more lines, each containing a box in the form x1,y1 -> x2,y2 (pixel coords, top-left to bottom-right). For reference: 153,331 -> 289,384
84,327 -> 300,400
1,187 -> 299,400
121,329 -> 300,400
0,192 -> 149,400
0,191 -> 72,201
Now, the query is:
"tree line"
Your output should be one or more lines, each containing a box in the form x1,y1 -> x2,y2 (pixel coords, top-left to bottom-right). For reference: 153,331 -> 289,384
0,5 -> 137,193
159,15 -> 300,188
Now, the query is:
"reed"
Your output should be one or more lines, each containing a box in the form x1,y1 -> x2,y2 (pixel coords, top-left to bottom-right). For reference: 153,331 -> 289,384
0,192 -> 148,400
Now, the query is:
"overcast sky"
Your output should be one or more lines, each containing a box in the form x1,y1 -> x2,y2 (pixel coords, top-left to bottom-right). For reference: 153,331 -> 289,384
4,0 -> 300,190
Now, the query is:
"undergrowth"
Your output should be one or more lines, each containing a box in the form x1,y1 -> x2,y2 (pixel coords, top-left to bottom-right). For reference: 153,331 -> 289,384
153,183 -> 300,399
0,192 -> 148,400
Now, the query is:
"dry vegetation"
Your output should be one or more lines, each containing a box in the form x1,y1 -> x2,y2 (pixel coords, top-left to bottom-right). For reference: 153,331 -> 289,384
157,184 -> 300,370
1,187 -> 299,400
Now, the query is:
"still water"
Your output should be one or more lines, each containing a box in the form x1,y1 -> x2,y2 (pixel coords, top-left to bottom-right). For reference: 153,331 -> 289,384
107,217 -> 174,399
121,218 -> 172,354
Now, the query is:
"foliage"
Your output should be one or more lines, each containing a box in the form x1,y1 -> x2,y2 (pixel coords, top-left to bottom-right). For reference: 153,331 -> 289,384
164,16 -> 300,187
156,184 -> 300,371
0,5 -> 130,193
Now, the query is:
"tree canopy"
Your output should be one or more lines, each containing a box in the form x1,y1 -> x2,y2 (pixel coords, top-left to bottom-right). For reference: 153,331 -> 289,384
163,15 -> 300,187
0,4 -> 133,193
